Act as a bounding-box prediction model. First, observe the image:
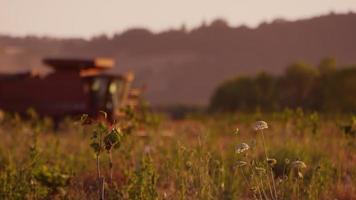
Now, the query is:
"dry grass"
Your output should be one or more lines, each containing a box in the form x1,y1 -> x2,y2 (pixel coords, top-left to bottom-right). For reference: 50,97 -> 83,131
0,111 -> 355,199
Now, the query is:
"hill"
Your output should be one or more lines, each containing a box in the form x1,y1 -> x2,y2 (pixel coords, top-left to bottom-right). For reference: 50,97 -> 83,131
1,12 -> 356,106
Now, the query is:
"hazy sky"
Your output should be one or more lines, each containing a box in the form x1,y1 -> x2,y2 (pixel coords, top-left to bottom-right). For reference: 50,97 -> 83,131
1,0 -> 356,38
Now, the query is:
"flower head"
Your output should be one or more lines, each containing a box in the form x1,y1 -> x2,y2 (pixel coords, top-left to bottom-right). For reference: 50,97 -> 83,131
236,143 -> 250,154
291,160 -> 307,169
254,121 -> 268,131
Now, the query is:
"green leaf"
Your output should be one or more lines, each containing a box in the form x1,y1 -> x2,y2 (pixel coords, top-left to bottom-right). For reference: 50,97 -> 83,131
90,142 -> 101,154
104,128 -> 122,151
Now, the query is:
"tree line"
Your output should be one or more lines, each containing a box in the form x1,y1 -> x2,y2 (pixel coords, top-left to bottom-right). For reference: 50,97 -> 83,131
210,58 -> 356,113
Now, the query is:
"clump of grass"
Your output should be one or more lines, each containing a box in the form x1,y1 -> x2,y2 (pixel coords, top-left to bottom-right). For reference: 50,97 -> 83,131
81,107 -> 144,199
82,112 -> 122,199
234,120 -> 310,200
0,110 -> 70,199
127,153 -> 158,200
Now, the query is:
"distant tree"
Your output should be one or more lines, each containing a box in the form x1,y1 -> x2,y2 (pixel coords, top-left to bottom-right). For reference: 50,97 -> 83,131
318,57 -> 336,75
210,19 -> 229,28
254,72 -> 278,111
119,28 -> 153,39
91,34 -> 109,42
210,76 -> 256,112
209,59 -> 356,113
279,62 -> 319,109
334,67 -> 356,112
314,57 -> 337,110
319,67 -> 356,112
210,72 -> 277,112
272,18 -> 288,24
200,20 -> 207,28
180,23 -> 187,33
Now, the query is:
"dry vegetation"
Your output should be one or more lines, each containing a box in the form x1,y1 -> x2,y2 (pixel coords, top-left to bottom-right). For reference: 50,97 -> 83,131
0,109 -> 355,200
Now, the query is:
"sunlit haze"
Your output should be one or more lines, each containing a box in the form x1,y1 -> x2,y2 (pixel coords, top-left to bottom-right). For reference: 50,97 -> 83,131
1,0 -> 356,38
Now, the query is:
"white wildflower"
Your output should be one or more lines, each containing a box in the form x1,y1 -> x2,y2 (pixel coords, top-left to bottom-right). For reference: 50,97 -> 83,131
236,143 -> 250,154
254,121 -> 268,131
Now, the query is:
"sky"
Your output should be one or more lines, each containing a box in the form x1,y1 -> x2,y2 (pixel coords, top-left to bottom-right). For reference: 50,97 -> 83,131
1,0 -> 356,38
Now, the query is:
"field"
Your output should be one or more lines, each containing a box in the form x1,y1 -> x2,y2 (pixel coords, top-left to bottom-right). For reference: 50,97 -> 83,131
0,110 -> 355,200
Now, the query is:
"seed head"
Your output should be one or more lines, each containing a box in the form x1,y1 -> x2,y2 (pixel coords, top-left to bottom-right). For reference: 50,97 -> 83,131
284,158 -> 290,164
254,121 -> 268,131
277,178 -> 283,184
185,161 -> 193,169
234,128 -> 239,135
255,167 -> 266,173
267,158 -> 277,166
250,187 -> 258,193
236,161 -> 247,167
297,171 -> 304,179
291,160 -> 307,169
236,143 -> 250,154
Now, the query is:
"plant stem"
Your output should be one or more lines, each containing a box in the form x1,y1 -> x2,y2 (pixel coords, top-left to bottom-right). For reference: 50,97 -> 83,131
240,167 -> 250,186
109,149 -> 113,184
259,176 -> 269,200
260,130 -> 275,200
98,125 -> 104,199
252,172 -> 263,200
100,177 -> 105,200
270,170 -> 278,199
260,130 -> 268,161
96,154 -> 101,179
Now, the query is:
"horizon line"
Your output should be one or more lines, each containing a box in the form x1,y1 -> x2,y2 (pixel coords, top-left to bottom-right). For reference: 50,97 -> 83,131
0,10 -> 354,40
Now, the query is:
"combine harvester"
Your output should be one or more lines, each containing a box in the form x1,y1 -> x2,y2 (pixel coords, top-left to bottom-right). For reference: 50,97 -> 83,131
0,58 -> 142,120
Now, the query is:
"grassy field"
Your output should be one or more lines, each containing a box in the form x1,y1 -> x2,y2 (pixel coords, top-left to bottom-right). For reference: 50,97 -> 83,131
0,110 -> 355,200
